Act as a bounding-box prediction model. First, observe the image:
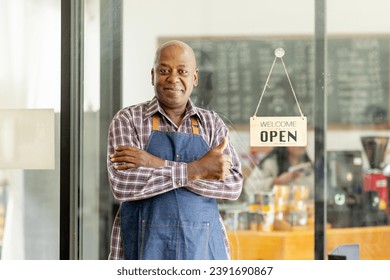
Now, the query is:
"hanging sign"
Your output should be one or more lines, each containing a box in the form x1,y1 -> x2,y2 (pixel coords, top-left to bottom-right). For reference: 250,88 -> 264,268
250,116 -> 307,147
250,48 -> 307,147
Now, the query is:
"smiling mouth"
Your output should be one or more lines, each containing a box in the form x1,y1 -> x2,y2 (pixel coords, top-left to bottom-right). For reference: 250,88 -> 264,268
164,88 -> 183,93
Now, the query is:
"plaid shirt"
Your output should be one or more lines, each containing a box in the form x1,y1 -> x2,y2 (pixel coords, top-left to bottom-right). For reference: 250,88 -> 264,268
107,97 -> 243,260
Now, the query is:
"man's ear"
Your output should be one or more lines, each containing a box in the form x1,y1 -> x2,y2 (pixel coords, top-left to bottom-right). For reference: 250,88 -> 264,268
151,68 -> 155,85
194,68 -> 199,87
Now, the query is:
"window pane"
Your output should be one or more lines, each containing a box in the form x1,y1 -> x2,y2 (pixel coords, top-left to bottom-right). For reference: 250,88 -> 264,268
0,0 -> 60,260
326,0 -> 390,260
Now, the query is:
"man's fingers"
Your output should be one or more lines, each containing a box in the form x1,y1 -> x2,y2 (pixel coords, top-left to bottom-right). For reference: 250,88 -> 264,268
114,163 -> 135,170
114,146 -> 140,152
110,155 -> 133,162
114,163 -> 127,170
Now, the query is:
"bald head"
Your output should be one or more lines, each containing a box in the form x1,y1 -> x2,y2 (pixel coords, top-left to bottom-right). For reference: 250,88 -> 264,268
154,40 -> 197,69
151,40 -> 199,117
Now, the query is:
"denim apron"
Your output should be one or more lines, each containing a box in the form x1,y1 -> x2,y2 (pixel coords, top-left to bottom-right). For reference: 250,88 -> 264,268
120,115 -> 228,260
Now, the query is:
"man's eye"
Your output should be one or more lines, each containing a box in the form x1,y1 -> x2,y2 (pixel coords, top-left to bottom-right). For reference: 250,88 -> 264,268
179,69 -> 188,75
159,69 -> 169,74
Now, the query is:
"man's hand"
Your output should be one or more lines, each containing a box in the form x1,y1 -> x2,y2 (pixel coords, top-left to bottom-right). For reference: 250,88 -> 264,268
110,146 -> 165,170
188,137 -> 232,181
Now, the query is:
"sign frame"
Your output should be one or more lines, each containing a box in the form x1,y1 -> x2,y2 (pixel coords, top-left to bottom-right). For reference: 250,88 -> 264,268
250,116 -> 307,147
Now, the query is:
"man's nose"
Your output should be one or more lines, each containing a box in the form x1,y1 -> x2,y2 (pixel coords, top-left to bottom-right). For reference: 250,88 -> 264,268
167,71 -> 179,82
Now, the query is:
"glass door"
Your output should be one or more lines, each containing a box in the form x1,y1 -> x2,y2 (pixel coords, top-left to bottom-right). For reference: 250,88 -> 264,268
325,0 -> 390,260
0,0 -> 61,259
80,0 -> 122,259
120,0 -> 316,260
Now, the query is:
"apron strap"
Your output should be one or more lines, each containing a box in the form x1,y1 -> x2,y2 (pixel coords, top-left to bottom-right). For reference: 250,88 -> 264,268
151,114 -> 200,135
190,117 -> 200,135
152,114 -> 159,131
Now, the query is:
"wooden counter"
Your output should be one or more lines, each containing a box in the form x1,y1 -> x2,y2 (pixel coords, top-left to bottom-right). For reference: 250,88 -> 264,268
227,225 -> 390,260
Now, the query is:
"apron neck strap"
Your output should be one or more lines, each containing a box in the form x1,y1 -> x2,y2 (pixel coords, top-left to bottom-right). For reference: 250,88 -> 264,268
190,116 -> 200,135
151,114 -> 200,135
152,114 -> 159,131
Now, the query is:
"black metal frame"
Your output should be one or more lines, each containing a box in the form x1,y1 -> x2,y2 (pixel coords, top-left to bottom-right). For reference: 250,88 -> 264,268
60,0 -> 84,260
314,0 -> 327,260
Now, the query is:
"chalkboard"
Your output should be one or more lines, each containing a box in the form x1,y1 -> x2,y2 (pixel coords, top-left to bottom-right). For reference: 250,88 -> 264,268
327,38 -> 389,125
159,37 -> 390,126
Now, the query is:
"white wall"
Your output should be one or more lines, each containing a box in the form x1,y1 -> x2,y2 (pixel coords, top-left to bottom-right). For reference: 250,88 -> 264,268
122,0 -> 315,106
327,0 -> 390,34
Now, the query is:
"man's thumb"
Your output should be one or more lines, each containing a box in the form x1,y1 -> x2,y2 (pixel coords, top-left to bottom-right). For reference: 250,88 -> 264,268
214,137 -> 228,153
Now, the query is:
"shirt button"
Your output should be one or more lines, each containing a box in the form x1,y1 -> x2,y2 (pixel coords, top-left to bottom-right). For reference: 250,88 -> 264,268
176,180 -> 182,187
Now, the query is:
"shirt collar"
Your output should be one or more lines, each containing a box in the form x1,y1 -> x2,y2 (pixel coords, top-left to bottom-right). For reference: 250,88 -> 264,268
144,97 -> 201,123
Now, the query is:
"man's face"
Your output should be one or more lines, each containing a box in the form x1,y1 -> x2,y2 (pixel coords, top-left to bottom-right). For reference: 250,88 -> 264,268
151,43 -> 198,112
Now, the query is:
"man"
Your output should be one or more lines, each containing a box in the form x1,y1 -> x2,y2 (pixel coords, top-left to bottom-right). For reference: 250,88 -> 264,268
107,40 -> 243,260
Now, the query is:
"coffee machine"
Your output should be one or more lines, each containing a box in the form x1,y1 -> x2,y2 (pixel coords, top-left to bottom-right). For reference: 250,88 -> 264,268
326,150 -> 364,228
361,136 -> 389,211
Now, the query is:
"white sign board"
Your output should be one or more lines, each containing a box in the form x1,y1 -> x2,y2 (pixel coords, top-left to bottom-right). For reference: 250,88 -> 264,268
250,116 -> 307,147
0,109 -> 55,169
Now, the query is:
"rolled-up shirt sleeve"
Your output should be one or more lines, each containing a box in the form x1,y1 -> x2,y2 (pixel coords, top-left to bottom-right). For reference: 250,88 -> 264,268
107,115 -> 179,202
